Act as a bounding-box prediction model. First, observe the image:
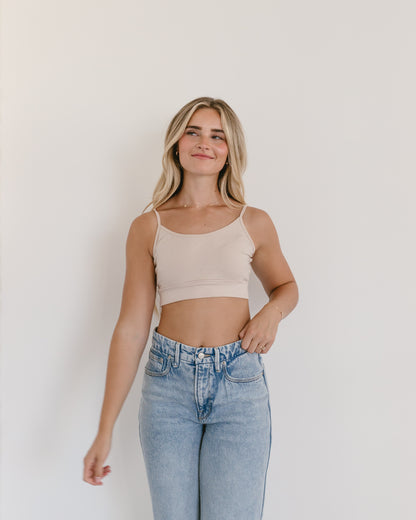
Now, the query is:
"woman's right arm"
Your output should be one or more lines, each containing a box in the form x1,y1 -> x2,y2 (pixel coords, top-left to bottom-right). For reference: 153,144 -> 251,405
83,213 -> 157,486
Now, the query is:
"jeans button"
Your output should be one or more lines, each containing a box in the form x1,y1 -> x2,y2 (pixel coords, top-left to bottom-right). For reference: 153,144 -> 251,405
198,352 -> 205,359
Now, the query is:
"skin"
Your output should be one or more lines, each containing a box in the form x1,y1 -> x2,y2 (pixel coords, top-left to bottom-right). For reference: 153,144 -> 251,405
83,107 -> 299,486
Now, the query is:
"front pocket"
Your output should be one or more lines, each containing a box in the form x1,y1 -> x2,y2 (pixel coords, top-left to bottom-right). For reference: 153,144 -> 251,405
222,353 -> 264,383
144,352 -> 172,377
149,350 -> 164,364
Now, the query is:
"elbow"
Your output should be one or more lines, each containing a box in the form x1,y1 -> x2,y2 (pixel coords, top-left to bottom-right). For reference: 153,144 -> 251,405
270,280 -> 299,305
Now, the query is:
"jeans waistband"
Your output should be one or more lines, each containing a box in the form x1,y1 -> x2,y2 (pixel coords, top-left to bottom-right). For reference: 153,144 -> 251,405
151,326 -> 249,368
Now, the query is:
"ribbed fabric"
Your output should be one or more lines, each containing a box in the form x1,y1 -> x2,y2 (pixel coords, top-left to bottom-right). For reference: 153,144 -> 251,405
152,205 -> 256,306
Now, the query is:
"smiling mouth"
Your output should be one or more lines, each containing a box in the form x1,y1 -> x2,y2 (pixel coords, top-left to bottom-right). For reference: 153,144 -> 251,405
192,154 -> 213,159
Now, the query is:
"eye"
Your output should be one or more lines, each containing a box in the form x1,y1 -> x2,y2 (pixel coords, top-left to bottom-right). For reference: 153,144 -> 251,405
186,131 -> 197,136
212,135 -> 223,140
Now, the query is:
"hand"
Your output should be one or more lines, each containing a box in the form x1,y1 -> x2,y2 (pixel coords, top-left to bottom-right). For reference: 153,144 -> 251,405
238,303 -> 282,354
83,432 -> 112,486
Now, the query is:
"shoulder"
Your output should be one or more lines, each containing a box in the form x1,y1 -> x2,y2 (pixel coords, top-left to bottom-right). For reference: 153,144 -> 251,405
127,210 -> 158,257
243,205 -> 277,232
129,209 -> 157,234
243,205 -> 279,250
244,205 -> 274,224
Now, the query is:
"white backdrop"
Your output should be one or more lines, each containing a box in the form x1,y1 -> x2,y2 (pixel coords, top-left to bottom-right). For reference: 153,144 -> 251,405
1,1 -> 415,519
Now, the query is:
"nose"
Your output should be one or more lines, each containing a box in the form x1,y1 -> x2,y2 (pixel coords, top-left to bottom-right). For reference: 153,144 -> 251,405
196,134 -> 210,149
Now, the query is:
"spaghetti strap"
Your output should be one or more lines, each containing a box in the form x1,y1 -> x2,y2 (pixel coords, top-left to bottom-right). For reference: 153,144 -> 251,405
240,204 -> 248,218
153,208 -> 161,226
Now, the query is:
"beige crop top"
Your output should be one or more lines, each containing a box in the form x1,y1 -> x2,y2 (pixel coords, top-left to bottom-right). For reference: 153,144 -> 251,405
152,204 -> 256,306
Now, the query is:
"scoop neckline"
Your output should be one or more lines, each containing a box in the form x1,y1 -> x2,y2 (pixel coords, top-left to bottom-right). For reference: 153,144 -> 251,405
160,216 -> 242,236
155,206 -> 246,236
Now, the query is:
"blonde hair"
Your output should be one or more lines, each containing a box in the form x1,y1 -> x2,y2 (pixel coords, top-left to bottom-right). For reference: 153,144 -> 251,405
141,96 -> 249,318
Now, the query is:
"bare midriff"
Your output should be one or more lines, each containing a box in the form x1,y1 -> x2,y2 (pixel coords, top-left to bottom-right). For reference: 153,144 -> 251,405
156,297 -> 250,348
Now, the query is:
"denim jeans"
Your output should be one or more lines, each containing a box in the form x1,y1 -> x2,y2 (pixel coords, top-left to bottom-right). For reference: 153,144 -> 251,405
138,326 -> 272,520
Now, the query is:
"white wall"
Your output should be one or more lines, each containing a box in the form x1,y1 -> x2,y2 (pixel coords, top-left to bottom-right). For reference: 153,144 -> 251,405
1,1 -> 415,518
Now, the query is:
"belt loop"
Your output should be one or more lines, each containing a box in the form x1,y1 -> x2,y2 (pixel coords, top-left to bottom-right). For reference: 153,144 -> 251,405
214,347 -> 220,372
174,342 -> 180,367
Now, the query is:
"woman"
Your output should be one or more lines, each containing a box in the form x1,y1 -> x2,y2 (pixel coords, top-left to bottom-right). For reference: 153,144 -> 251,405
83,96 -> 299,519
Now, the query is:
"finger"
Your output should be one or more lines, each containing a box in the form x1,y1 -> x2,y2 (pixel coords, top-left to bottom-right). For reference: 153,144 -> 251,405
84,460 -> 100,485
83,456 -> 107,486
255,342 -> 268,354
241,336 -> 254,352
247,337 -> 260,354
239,334 -> 248,349
94,461 -> 105,483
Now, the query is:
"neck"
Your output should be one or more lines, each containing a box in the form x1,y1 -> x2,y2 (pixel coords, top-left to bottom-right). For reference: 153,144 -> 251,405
176,183 -> 223,209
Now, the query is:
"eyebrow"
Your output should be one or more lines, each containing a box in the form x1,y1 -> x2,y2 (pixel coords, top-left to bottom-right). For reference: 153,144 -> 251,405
186,125 -> 225,134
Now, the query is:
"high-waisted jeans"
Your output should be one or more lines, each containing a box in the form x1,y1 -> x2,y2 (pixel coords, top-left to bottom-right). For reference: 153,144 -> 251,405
138,326 -> 272,520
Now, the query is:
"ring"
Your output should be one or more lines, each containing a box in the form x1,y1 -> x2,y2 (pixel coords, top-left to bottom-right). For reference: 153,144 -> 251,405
259,345 -> 265,351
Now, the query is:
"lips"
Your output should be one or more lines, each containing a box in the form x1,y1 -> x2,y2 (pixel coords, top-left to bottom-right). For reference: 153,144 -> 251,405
192,154 -> 213,159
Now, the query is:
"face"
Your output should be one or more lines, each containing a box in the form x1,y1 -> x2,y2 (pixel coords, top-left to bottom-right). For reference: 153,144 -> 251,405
177,108 -> 229,175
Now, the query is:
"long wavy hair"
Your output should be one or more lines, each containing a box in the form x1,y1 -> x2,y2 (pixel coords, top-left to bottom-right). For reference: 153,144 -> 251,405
142,96 -> 249,317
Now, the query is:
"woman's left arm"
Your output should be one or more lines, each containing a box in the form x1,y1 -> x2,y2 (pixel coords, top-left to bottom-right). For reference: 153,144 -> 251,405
239,207 -> 299,354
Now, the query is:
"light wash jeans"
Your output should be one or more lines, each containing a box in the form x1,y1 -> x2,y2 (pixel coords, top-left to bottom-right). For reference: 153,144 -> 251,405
138,326 -> 272,520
